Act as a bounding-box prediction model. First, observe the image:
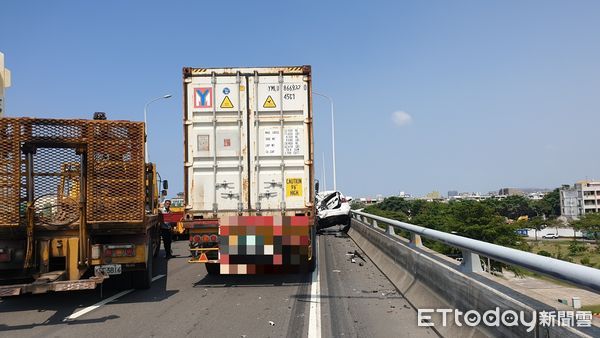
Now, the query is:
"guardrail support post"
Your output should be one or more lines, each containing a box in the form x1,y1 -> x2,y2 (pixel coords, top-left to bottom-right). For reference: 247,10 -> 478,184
459,250 -> 484,273
372,220 -> 377,228
386,224 -> 395,235
409,233 -> 422,248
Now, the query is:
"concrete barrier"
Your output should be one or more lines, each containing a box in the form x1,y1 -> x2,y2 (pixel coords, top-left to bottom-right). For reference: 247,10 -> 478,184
349,218 -> 590,338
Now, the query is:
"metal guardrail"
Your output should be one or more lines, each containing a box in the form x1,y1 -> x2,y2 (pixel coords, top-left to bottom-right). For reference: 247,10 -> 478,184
352,209 -> 600,293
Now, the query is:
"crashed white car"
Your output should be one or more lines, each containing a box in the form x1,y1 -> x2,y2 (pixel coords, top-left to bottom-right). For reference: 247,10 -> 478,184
316,190 -> 351,230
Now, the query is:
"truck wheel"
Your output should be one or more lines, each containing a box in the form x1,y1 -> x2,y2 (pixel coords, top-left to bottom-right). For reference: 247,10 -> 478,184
133,237 -> 153,289
205,263 -> 220,275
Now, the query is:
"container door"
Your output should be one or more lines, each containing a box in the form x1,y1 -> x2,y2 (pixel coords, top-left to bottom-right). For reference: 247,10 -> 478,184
248,73 -> 310,212
185,73 -> 249,214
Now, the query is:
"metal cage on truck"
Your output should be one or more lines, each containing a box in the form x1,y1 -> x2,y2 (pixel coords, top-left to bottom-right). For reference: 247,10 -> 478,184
0,117 -> 159,296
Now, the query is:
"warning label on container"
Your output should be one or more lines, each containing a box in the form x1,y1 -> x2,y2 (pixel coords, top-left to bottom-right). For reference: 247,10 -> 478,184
286,178 -> 302,197
284,128 -> 301,155
220,96 -> 234,109
263,128 -> 281,155
197,135 -> 209,151
263,96 -> 276,108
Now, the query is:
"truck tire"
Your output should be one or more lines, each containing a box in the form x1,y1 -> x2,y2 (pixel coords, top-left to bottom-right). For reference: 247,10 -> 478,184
132,237 -> 153,289
205,263 -> 220,275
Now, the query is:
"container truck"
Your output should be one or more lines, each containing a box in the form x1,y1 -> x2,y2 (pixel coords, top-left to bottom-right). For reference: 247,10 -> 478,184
181,66 -> 316,274
0,115 -> 161,296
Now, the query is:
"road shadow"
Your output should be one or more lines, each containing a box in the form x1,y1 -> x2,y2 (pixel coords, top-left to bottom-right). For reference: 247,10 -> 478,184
194,272 -> 311,289
0,315 -> 120,332
0,250 -> 178,331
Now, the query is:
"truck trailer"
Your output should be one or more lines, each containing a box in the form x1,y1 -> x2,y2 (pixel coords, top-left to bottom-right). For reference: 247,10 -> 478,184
0,115 -> 161,296
182,66 -> 316,274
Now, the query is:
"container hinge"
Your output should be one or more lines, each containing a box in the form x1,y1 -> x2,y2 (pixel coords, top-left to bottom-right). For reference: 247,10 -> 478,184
236,72 -> 241,84
211,72 -> 216,84
278,72 -> 284,84
184,78 -> 192,83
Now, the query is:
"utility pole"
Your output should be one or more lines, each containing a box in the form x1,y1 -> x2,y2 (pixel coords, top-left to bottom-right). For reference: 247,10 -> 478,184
313,92 -> 336,191
0,52 -> 11,117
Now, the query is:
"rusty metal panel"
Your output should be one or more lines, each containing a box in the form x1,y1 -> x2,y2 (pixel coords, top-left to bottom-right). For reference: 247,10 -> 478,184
0,119 -> 21,226
0,117 -> 145,227
86,121 -> 145,223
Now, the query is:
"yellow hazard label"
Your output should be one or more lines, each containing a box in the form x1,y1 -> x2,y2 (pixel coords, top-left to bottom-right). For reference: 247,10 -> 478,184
263,95 -> 276,108
286,178 -> 302,197
220,96 -> 234,108
240,85 -> 246,91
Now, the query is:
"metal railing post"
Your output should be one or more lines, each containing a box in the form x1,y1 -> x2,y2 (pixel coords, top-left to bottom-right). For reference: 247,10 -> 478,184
410,233 -> 422,248
459,250 -> 483,273
386,224 -> 395,235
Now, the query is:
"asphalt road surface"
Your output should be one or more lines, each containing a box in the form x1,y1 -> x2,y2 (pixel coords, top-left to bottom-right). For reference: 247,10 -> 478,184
0,227 -> 435,338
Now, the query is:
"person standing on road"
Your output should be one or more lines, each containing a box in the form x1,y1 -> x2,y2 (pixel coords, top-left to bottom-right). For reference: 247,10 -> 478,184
160,199 -> 173,259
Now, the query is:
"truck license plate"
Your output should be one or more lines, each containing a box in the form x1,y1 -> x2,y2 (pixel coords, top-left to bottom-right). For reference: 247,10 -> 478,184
94,264 -> 122,275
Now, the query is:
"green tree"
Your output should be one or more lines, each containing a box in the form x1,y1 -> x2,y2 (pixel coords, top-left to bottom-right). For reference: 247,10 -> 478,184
494,195 -> 535,220
572,213 -> 600,245
532,189 -> 561,218
350,201 -> 366,210
527,216 -> 546,241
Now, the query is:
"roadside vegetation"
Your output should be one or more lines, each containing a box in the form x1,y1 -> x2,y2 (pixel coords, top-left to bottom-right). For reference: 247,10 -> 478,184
358,189 -> 600,269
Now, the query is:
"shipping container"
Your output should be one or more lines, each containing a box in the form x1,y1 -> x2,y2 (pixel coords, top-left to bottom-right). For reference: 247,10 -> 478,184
182,66 -> 315,274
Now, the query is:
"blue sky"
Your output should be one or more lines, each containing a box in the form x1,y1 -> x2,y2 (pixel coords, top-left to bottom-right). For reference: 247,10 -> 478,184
2,1 -> 599,198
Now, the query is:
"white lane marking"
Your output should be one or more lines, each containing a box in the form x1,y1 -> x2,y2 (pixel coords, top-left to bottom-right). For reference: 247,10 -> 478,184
151,274 -> 166,282
63,274 -> 166,321
308,237 -> 321,338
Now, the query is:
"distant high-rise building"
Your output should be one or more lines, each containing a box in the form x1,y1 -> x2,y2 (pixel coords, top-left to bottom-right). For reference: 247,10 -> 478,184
448,190 -> 459,198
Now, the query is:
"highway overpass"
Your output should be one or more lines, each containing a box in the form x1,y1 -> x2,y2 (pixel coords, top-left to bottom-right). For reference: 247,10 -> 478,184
1,211 -> 599,337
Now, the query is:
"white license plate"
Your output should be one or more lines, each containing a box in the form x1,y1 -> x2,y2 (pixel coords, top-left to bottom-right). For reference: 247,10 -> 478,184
94,264 -> 122,275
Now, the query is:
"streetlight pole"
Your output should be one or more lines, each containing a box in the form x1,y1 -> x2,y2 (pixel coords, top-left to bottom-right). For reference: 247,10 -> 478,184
322,152 -> 327,191
313,91 -> 336,191
144,94 -> 172,163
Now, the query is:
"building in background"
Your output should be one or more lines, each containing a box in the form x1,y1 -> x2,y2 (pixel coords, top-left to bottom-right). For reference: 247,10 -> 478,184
398,191 -> 412,198
498,188 -> 524,196
576,180 -> 600,214
0,52 -> 11,117
560,185 -> 580,219
448,190 -> 459,198
422,191 -> 443,201
560,180 -> 600,219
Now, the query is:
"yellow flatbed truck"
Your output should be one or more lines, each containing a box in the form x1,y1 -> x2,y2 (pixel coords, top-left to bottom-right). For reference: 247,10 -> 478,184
0,115 -> 161,296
